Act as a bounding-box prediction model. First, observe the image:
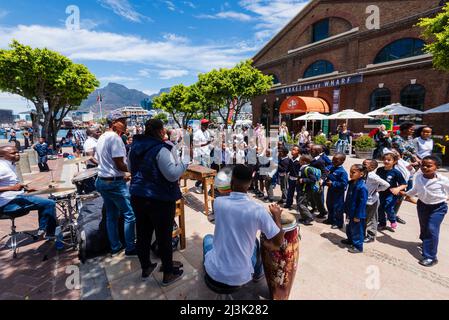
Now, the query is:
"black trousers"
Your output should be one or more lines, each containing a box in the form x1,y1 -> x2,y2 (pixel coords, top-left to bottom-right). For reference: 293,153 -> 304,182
131,196 -> 176,273
310,189 -> 328,215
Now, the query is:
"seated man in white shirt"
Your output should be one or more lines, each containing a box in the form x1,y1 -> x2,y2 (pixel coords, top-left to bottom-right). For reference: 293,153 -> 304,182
203,164 -> 284,287
0,144 -> 57,238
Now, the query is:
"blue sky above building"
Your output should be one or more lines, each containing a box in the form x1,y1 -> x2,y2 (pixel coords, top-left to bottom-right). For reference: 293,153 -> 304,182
0,0 -> 309,112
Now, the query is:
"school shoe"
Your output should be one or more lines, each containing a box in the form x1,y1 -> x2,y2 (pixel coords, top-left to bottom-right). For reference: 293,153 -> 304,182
364,237 -> 375,243
419,258 -> 438,267
142,263 -> 158,281
348,246 -> 363,254
396,216 -> 406,225
331,225 -> 342,230
340,239 -> 352,246
162,269 -> 184,287
377,225 -> 388,231
322,219 -> 332,225
159,261 -> 184,272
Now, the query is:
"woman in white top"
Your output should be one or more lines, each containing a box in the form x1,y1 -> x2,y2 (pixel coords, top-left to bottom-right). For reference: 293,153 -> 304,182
297,126 -> 310,147
279,122 -> 288,143
413,126 -> 434,160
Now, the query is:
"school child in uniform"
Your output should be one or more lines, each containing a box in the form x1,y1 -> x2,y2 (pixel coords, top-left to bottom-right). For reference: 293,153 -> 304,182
285,145 -> 301,209
259,149 -> 277,202
376,152 -> 408,231
34,137 -> 50,172
323,153 -> 348,229
404,156 -> 449,267
296,154 -> 316,225
362,159 -> 390,243
277,147 -> 290,205
341,164 -> 368,254
310,145 -> 329,219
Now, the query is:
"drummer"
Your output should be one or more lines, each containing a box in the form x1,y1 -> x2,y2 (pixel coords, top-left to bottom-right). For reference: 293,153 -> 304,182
83,127 -> 101,169
0,144 -> 57,239
203,164 -> 284,287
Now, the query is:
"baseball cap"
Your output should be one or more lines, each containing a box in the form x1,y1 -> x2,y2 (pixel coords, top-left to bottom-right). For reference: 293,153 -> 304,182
107,110 -> 129,123
201,119 -> 210,125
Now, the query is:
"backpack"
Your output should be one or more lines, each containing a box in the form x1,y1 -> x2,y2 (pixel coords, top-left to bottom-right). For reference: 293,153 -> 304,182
304,166 -> 322,192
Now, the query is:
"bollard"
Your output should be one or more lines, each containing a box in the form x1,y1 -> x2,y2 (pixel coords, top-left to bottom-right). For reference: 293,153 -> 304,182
25,149 -> 38,166
18,152 -> 31,174
15,162 -> 24,183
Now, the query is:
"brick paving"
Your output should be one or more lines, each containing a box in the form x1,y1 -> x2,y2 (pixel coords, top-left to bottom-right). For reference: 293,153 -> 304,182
0,157 -> 80,300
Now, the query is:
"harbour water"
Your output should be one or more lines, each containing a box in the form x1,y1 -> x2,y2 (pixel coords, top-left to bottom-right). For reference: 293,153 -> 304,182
0,129 -> 73,140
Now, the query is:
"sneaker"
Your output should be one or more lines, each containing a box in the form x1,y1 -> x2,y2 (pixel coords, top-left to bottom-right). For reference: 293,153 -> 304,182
37,230 -> 45,237
419,258 -> 438,267
331,225 -> 341,230
142,263 -> 158,281
364,237 -> 375,243
396,216 -> 406,225
301,219 -> 314,226
162,269 -> 184,287
125,249 -> 137,256
390,222 -> 398,230
348,246 -> 363,254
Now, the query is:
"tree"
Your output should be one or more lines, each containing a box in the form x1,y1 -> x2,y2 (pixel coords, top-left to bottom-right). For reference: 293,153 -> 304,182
152,84 -> 205,128
0,41 -> 99,146
197,59 -> 273,128
153,112 -> 168,124
418,3 -> 449,71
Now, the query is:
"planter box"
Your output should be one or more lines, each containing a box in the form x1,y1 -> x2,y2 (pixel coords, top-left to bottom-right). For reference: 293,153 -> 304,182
355,149 -> 374,159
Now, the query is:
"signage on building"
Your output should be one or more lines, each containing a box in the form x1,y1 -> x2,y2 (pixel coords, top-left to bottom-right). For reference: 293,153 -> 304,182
332,89 -> 340,114
275,74 -> 363,95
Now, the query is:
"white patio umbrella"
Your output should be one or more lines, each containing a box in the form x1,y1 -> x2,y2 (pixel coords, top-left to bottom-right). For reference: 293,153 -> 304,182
293,112 -> 329,135
366,103 -> 424,116
327,109 -> 373,120
424,102 -> 449,114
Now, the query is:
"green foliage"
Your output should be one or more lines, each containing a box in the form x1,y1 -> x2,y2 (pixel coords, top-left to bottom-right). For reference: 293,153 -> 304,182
418,4 -> 449,71
197,59 -> 273,127
0,41 -> 99,146
313,135 -> 327,146
153,112 -> 168,124
354,135 -> 376,151
331,134 -> 339,144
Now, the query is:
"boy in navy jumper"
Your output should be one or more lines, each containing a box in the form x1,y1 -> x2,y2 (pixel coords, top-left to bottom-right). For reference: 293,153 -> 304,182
277,147 -> 290,205
323,153 -> 348,229
297,154 -> 316,225
33,137 -> 50,172
341,164 -> 368,254
310,145 -> 329,219
285,145 -> 301,209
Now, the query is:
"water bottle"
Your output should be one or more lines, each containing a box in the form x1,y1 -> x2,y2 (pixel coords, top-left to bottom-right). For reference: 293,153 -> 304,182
55,226 -> 64,250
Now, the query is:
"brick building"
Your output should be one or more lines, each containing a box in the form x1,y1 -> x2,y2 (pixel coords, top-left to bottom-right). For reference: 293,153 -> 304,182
252,0 -> 449,136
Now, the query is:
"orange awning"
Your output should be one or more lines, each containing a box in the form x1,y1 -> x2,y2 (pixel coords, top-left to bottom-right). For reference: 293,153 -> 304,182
280,96 -> 330,114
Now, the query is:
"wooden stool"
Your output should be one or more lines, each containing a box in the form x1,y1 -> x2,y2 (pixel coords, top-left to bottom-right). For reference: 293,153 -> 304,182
173,187 -> 188,250
181,165 -> 217,216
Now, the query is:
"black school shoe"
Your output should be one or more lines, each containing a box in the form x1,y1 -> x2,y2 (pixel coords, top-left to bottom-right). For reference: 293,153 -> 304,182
396,216 -> 407,225
142,263 -> 158,281
348,246 -> 363,254
162,269 -> 184,287
419,258 -> 438,267
341,239 -> 352,246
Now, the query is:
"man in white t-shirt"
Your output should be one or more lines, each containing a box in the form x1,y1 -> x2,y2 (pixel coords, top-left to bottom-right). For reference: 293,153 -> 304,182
83,127 -> 101,169
203,165 -> 284,287
95,111 -> 136,256
193,119 -> 213,193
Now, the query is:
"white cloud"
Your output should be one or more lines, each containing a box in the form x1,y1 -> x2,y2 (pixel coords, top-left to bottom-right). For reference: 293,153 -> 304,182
0,25 -> 253,72
183,1 -> 196,9
138,69 -> 152,77
0,92 -> 33,113
80,19 -> 103,30
197,11 -> 253,22
162,33 -> 189,43
0,9 -> 8,19
165,1 -> 176,11
142,89 -> 160,96
98,0 -> 151,23
159,69 -> 189,80
99,75 -> 138,82
239,0 -> 309,41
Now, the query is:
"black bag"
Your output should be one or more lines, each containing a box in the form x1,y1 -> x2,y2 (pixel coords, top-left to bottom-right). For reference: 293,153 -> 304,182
77,196 -> 125,263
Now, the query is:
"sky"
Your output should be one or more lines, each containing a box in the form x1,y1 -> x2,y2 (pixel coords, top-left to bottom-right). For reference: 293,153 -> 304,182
0,0 -> 310,112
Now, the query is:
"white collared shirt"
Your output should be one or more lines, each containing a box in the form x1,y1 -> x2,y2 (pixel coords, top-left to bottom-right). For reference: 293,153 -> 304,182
407,172 -> 449,205
204,192 -> 280,286
0,160 -> 24,207
366,171 -> 390,205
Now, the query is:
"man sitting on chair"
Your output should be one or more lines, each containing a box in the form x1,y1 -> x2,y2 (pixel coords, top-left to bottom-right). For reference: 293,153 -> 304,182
203,164 -> 284,287
0,144 -> 57,238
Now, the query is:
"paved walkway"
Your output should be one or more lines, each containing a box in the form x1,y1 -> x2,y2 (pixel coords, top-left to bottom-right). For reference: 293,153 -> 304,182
2,156 -> 449,300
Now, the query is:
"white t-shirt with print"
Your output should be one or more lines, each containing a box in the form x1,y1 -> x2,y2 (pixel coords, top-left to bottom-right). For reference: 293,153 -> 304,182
96,131 -> 127,178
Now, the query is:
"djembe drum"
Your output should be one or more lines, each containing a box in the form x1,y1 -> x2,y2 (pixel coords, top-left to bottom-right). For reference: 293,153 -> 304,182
261,212 -> 300,300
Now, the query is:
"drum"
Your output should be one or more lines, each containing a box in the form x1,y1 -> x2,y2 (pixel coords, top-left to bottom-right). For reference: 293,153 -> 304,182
72,168 -> 98,195
260,212 -> 300,300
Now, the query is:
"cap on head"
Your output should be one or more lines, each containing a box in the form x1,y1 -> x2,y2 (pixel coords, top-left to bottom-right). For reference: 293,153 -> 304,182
107,110 -> 129,124
201,119 -> 210,125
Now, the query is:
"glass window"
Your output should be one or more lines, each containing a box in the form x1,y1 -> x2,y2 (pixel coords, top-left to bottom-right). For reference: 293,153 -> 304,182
270,74 -> 280,85
369,88 -> 391,125
303,60 -> 334,78
399,84 -> 426,123
374,38 -> 425,64
312,19 -> 330,42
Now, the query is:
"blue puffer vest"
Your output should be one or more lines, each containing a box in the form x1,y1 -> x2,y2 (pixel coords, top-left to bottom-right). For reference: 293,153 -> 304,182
129,135 -> 182,202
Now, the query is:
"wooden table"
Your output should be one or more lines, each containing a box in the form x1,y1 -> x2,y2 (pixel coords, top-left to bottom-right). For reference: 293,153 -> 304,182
181,165 -> 217,216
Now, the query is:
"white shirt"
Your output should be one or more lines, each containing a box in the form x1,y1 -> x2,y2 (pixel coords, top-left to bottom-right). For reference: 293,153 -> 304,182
0,160 -> 24,207
96,131 -> 127,178
365,171 -> 390,205
204,192 -> 280,286
395,158 -> 415,182
407,172 -> 449,205
413,137 -> 433,159
193,129 -> 211,159
83,137 -> 98,166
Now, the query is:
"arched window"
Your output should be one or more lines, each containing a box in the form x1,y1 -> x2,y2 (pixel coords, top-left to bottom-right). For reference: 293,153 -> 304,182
303,60 -> 334,78
312,19 -> 329,42
374,38 -> 425,64
269,74 -> 280,85
400,84 -> 426,123
370,88 -> 391,111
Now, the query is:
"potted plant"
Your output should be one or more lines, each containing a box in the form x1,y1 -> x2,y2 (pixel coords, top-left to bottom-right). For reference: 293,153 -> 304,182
354,135 -> 376,159
328,134 -> 339,155
313,135 -> 327,146
433,137 -> 446,161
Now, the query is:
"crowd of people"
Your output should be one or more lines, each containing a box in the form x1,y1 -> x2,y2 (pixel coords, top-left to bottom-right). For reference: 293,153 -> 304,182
0,111 -> 447,294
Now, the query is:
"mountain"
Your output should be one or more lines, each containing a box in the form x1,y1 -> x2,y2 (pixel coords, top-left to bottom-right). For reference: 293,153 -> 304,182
149,87 -> 170,100
80,83 -> 151,112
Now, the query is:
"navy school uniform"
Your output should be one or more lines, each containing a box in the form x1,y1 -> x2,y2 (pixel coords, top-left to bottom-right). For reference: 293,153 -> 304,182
310,156 -> 328,216
344,179 -> 368,251
376,167 -> 407,226
326,165 -> 348,228
278,156 -> 290,201
285,157 -> 301,207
